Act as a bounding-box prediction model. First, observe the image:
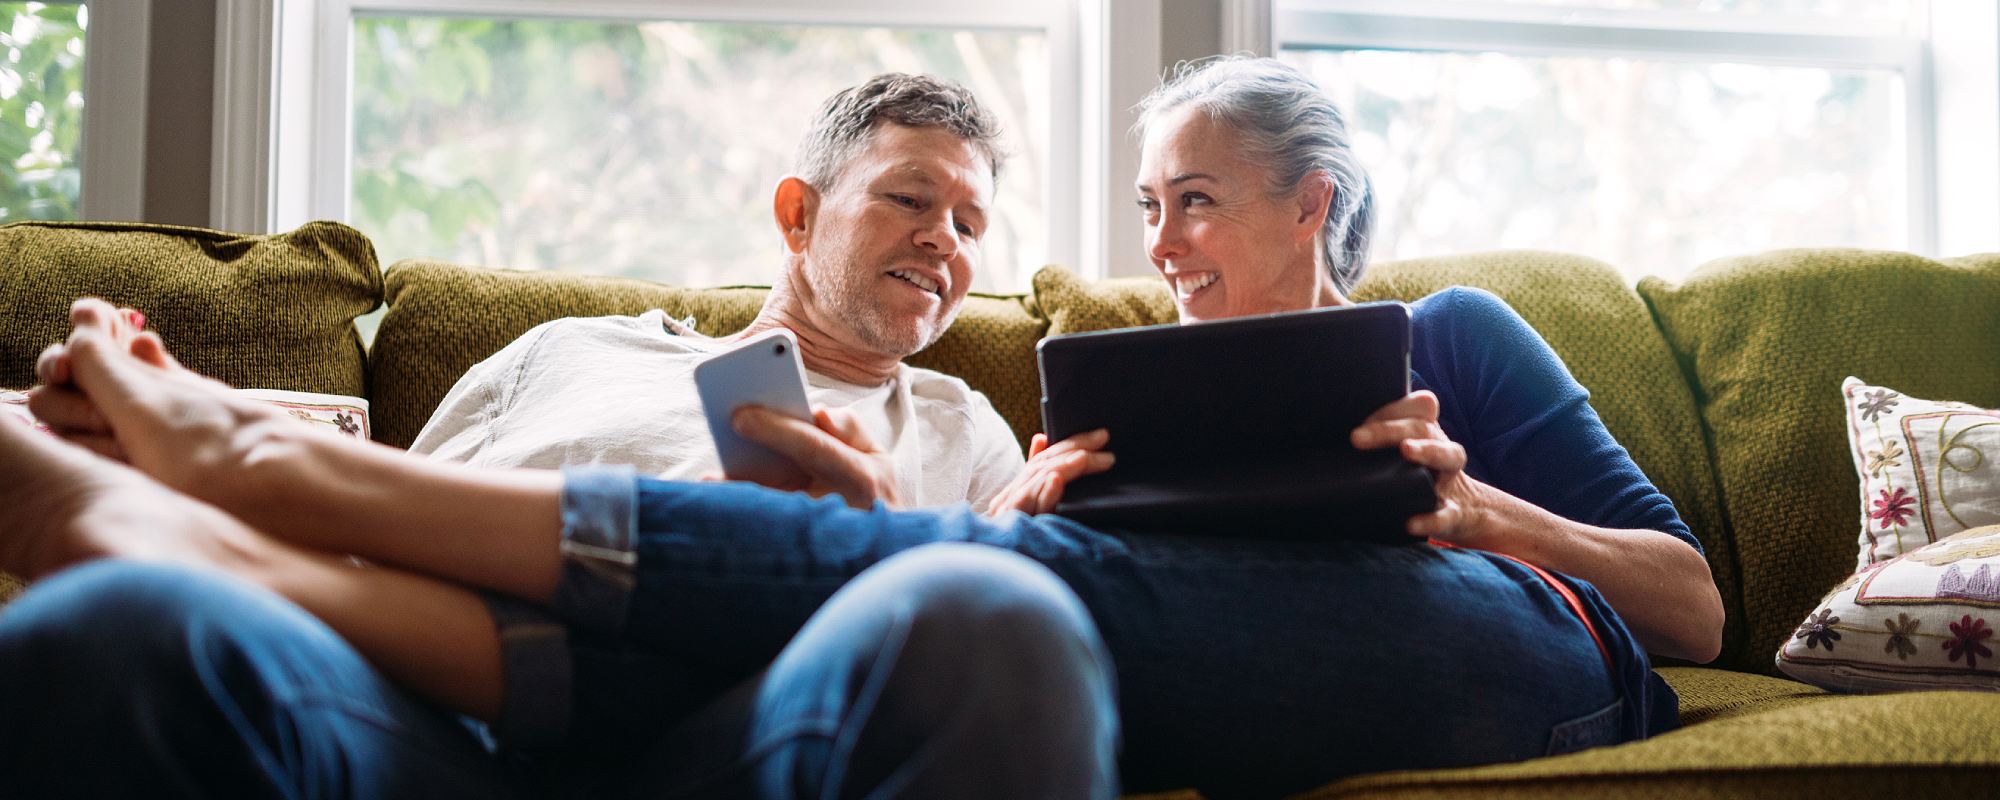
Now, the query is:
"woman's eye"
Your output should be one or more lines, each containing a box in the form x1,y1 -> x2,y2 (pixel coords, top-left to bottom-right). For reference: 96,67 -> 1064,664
1182,193 -> 1212,208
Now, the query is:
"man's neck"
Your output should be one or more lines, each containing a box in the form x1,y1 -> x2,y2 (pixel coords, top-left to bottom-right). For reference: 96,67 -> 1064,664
732,282 -> 901,387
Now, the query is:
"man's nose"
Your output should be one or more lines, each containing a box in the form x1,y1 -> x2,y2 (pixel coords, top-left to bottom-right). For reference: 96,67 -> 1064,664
913,212 -> 959,258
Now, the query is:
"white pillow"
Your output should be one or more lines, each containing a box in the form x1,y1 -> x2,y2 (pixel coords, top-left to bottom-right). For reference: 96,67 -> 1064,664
1777,524 -> 2000,692
1842,377 -> 2000,569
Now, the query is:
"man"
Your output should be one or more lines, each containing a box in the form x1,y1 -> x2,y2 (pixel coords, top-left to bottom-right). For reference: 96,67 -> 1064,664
411,73 -> 1043,514
0,74 -> 1118,799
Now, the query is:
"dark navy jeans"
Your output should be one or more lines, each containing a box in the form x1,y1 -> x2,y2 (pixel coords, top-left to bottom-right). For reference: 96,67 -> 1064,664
569,473 -> 1674,798
0,465 -> 1664,799
0,545 -> 1117,798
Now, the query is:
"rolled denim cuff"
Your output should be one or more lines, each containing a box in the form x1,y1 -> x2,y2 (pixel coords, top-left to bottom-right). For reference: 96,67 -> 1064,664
554,464 -> 640,637
483,593 -> 571,749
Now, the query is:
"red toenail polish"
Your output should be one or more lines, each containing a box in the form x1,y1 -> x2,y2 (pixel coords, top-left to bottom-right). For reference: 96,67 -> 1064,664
128,310 -> 145,329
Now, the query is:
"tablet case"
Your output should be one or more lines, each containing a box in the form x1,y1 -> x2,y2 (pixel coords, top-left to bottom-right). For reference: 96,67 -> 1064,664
1037,302 -> 1437,540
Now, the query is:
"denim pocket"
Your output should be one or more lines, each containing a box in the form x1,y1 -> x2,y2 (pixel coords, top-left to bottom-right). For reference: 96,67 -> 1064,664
1545,698 -> 1624,757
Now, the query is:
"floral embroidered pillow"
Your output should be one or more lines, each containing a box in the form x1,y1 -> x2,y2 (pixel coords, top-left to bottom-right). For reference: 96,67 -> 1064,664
3,388 -> 369,441
1777,524 -> 2000,692
1843,377 -> 2000,569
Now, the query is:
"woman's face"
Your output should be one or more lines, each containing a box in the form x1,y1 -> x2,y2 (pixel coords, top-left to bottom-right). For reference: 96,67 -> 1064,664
1137,105 -> 1336,323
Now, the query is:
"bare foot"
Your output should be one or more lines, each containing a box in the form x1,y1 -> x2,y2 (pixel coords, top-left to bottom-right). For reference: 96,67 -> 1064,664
0,413 -> 274,583
28,298 -> 312,512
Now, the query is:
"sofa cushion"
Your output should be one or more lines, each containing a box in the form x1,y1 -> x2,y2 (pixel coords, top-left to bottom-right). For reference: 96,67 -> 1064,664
370,259 -> 1047,451
1639,250 -> 2000,677
0,220 -> 380,396
1033,255 -> 1742,668
1298,667 -> 2000,799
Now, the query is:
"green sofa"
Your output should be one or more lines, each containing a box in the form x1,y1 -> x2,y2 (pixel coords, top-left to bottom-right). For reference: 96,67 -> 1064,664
3,220 -> 1998,797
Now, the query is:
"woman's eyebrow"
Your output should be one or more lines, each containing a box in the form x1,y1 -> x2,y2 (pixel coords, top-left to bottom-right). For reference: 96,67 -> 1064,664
1144,172 -> 1216,194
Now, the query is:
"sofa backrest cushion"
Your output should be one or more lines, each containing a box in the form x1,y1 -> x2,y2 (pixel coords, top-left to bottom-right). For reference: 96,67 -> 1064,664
0,220 -> 380,396
370,259 -> 1048,451
1034,255 -> 1744,667
1639,250 -> 2000,674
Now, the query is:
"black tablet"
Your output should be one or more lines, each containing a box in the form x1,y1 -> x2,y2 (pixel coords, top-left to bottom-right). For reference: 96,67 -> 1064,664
1036,302 -> 1436,538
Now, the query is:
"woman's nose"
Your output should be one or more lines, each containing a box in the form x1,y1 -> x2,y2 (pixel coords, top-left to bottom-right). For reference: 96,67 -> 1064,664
1148,213 -> 1186,262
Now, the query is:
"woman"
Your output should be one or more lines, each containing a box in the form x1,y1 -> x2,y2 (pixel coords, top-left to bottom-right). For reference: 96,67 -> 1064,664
4,57 -> 1720,798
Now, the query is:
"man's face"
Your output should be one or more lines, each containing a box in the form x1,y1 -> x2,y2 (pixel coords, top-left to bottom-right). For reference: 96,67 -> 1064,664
798,123 -> 994,358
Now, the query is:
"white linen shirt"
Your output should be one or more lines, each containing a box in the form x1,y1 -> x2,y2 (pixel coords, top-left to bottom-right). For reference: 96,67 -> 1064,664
408,310 -> 1026,512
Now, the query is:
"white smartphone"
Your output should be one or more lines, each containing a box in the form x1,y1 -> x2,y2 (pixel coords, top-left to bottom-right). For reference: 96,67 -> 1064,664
694,329 -> 815,487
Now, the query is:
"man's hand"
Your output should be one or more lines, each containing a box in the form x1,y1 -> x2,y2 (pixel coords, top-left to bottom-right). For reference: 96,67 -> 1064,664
731,405 -> 904,510
1351,389 -> 1492,543
986,428 -> 1113,517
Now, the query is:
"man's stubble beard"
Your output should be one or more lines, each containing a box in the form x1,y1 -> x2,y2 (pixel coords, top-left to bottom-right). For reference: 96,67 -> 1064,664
811,250 -> 960,359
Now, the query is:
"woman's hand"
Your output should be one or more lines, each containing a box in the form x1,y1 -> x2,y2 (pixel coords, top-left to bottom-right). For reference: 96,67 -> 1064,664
986,428 -> 1114,517
1351,390 -> 1490,543
731,406 -> 905,510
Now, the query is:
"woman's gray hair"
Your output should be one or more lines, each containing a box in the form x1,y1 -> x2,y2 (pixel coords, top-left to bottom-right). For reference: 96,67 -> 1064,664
795,73 -> 1005,192
1136,55 -> 1374,294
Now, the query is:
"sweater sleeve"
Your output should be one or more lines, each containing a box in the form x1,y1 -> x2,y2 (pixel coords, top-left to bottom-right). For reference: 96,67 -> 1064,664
1409,287 -> 1698,554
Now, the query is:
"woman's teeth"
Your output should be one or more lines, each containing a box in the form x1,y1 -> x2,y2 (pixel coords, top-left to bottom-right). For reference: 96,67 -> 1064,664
1177,272 -> 1218,300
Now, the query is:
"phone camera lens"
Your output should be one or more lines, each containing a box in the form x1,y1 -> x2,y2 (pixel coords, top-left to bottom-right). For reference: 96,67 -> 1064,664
775,343 -> 787,356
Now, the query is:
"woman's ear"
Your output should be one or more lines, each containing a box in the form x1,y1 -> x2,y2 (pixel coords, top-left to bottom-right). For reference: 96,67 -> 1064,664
1295,171 -> 1336,243
773,176 -> 817,254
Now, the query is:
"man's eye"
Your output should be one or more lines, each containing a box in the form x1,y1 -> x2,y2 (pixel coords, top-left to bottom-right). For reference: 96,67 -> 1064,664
891,194 -> 920,208
956,222 -> 976,237
1136,197 -> 1157,212
1182,193 -> 1211,207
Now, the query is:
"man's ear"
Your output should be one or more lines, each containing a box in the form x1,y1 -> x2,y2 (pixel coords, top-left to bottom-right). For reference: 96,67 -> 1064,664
1295,171 -> 1335,244
773,176 -> 818,254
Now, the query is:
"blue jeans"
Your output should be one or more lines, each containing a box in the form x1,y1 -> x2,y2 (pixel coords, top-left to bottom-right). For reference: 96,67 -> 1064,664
535,470 -> 1675,799
0,545 -> 1117,797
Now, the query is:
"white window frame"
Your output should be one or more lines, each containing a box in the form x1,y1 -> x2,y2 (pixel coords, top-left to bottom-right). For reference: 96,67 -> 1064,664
214,0 -> 1155,280
72,0 -> 153,221
1254,0 -> 2000,260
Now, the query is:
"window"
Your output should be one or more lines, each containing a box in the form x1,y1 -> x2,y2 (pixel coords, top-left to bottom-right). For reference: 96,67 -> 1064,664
350,16 -> 1048,291
258,1 -> 1080,294
0,1 -> 85,221
1275,0 -> 1942,282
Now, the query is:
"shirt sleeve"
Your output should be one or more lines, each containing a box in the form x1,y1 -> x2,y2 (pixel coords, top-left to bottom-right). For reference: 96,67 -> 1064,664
407,323 -> 555,461
962,392 -> 1028,514
1411,287 -> 1699,554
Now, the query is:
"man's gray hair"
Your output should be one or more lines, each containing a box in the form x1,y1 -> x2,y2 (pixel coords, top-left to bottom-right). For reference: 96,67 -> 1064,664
1136,55 -> 1375,294
795,73 -> 1006,192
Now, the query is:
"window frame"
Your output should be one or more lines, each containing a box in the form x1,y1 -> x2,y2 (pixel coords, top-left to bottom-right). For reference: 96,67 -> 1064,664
63,0 -> 152,221
1268,0 -> 1950,261
214,0 -> 1110,283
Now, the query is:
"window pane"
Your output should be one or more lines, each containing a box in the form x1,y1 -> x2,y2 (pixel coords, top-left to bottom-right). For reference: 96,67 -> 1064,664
352,17 -> 1048,292
1279,48 -> 1906,282
0,1 -> 84,221
1476,0 -> 1914,19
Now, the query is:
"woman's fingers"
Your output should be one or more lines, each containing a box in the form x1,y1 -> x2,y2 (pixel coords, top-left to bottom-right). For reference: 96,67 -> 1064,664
1360,390 -> 1439,426
1399,437 -> 1466,472
26,385 -> 110,435
1026,432 -> 1050,458
1035,472 -> 1061,515
1031,428 -> 1109,463
1406,497 -> 1463,538
987,439 -> 1117,518
1351,417 -> 1441,450
35,344 -> 69,386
